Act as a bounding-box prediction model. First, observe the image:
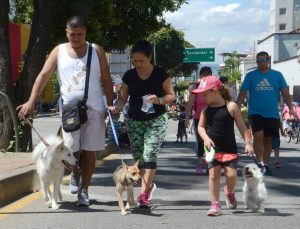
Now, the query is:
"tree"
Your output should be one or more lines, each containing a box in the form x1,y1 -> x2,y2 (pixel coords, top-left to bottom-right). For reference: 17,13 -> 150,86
11,0 -> 187,51
0,0 -> 14,150
148,26 -> 185,69
148,29 -> 197,77
171,40 -> 198,78
1,0 -> 188,150
219,52 -> 242,84
13,0 -> 58,151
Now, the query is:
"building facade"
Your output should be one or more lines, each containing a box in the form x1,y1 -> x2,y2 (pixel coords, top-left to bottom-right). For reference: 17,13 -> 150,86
270,0 -> 300,33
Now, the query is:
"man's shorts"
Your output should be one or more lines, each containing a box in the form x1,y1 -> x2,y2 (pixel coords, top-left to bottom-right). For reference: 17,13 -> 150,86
248,114 -> 280,137
62,109 -> 106,152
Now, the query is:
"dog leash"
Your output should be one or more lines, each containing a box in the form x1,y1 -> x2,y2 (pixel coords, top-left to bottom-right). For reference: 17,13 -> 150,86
107,109 -> 126,164
18,114 -> 50,148
251,153 -> 258,165
107,110 -> 119,147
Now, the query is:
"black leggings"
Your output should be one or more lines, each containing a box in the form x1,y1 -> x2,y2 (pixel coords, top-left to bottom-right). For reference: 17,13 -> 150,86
193,119 -> 204,157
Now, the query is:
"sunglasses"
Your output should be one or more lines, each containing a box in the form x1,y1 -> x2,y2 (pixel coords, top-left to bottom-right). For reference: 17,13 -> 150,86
256,58 -> 269,63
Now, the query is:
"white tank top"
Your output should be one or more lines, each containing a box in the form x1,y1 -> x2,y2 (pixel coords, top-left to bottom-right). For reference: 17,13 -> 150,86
57,43 -> 105,112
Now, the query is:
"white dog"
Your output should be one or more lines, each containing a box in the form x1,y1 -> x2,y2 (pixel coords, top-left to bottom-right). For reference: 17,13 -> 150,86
32,135 -> 76,209
242,163 -> 267,212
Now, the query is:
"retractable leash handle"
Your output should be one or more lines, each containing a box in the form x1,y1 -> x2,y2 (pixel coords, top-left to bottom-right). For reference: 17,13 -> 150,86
251,153 -> 258,165
204,146 -> 215,162
107,109 -> 120,147
103,95 -> 120,147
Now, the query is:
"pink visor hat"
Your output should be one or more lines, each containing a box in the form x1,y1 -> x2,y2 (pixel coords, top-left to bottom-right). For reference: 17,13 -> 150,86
192,75 -> 223,94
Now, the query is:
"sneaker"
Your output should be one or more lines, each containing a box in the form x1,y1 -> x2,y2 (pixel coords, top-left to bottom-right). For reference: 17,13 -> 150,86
196,163 -> 203,175
77,188 -> 90,206
258,163 -> 266,175
207,201 -> 221,216
264,165 -> 272,176
275,161 -> 280,168
224,186 -> 237,209
147,183 -> 157,201
137,193 -> 150,208
69,172 -> 80,194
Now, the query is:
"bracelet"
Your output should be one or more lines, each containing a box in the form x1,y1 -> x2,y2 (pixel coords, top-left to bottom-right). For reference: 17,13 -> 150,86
159,97 -> 163,104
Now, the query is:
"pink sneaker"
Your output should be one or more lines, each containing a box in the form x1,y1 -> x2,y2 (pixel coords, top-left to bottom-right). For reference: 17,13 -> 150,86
196,163 -> 202,175
147,183 -> 157,201
224,186 -> 237,209
207,201 -> 221,216
137,193 -> 150,208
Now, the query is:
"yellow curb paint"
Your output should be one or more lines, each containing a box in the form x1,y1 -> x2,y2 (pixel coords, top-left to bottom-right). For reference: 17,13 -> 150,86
0,192 -> 42,221
0,153 -> 120,221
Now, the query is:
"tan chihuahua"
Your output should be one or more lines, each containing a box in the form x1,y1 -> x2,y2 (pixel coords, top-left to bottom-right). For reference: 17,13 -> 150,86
113,160 -> 141,215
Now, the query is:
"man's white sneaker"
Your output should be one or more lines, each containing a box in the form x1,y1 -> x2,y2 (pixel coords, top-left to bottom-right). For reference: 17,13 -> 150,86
77,188 -> 90,206
69,172 -> 80,194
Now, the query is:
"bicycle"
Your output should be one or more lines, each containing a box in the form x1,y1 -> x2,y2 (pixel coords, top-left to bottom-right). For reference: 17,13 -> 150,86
283,120 -> 300,143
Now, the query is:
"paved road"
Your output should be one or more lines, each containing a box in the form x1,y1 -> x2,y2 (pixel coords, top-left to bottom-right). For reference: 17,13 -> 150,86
0,118 -> 299,229
31,114 -> 62,146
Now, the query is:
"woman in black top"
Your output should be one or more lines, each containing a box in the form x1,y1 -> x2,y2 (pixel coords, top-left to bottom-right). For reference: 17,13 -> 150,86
110,40 -> 175,207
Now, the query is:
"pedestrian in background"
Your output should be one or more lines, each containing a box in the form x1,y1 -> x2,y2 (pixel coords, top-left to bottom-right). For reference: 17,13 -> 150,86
110,40 -> 175,208
219,76 -> 237,101
196,76 -> 254,216
237,51 -> 296,176
272,117 -> 283,168
176,105 -> 187,143
17,16 -> 114,206
185,66 -> 212,175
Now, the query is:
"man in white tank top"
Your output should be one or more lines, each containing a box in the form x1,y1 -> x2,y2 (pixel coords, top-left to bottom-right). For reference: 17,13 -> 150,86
17,16 -> 114,206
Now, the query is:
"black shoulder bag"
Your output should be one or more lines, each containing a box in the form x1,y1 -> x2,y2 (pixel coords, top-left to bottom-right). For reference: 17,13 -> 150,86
62,44 -> 92,132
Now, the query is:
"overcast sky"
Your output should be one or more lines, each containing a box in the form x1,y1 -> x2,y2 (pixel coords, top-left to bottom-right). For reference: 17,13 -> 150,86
164,0 -> 270,64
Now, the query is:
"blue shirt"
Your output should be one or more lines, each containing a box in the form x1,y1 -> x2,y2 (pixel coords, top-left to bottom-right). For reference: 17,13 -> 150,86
240,69 -> 288,118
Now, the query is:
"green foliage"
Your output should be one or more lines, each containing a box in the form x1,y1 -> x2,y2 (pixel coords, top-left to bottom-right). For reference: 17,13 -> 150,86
10,0 -> 187,51
10,0 -> 33,23
219,52 -> 242,84
5,121 -> 26,152
147,26 -> 197,79
171,40 -> 198,77
148,26 -> 185,69
174,80 -> 189,92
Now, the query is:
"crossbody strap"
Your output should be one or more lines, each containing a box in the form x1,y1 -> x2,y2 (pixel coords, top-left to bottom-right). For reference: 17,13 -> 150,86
82,44 -> 93,105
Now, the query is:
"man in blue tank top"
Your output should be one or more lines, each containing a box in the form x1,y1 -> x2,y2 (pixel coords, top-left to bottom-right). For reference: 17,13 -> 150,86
237,51 -> 296,175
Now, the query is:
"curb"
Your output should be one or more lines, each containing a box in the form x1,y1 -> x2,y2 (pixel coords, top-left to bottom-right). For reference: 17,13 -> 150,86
0,141 -> 119,208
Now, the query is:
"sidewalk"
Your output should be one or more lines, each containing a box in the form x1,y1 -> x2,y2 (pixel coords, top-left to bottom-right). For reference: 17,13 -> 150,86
0,141 -> 118,207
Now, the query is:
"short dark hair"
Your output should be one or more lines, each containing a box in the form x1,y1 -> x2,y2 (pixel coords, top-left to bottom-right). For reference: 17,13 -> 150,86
66,16 -> 87,29
199,66 -> 212,75
131,40 -> 153,58
219,76 -> 228,83
256,51 -> 269,58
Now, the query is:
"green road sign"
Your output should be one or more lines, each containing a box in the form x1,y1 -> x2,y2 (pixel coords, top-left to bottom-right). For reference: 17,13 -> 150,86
183,48 -> 215,63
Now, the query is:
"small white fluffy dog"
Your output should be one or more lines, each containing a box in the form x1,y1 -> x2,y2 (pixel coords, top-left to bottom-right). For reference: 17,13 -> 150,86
32,135 -> 76,209
242,163 -> 267,212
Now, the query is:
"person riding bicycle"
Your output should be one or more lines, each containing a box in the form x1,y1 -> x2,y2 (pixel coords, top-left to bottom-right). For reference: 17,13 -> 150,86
282,103 -> 297,133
